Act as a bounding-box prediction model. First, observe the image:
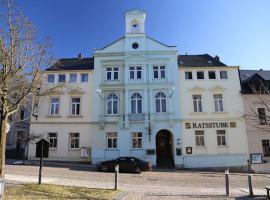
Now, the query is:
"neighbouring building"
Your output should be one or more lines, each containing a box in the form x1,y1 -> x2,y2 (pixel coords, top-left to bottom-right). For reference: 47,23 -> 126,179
6,106 -> 31,159
28,9 -> 249,169
240,69 -> 270,163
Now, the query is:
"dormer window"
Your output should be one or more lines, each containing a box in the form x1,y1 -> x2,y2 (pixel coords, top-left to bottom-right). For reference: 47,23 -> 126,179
131,20 -> 140,33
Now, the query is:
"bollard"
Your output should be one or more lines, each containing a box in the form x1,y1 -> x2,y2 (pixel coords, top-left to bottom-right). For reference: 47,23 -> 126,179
114,165 -> 119,190
248,174 -> 254,197
225,169 -> 230,196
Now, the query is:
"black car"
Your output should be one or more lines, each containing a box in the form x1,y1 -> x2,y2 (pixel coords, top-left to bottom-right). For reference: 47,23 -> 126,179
97,157 -> 151,174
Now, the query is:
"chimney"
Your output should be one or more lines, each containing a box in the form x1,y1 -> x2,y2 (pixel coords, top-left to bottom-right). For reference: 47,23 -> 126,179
78,53 -> 83,59
215,55 -> 220,61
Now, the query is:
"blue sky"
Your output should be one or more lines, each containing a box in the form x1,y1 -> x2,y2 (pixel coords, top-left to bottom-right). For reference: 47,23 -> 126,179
18,0 -> 270,69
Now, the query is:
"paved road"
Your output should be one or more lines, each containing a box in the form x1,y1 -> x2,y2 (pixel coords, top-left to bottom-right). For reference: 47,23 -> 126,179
5,163 -> 270,199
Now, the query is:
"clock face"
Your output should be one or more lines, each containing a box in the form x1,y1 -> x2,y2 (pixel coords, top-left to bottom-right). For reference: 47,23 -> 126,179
132,42 -> 139,49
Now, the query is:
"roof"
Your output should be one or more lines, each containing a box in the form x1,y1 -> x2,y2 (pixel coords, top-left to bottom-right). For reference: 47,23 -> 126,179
178,54 -> 227,67
239,70 -> 270,81
46,57 -> 94,71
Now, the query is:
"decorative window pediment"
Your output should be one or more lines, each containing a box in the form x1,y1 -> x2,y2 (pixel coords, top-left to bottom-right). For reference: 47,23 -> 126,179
67,88 -> 85,95
209,86 -> 226,92
189,86 -> 206,92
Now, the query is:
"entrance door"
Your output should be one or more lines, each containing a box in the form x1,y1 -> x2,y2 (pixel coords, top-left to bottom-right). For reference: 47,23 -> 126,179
156,130 -> 174,167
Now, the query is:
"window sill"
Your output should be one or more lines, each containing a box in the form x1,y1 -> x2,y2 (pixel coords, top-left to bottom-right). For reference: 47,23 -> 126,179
49,148 -> 57,150
67,115 -> 83,118
195,146 -> 207,149
212,112 -> 228,114
131,148 -> 143,150
47,115 -> 61,118
217,145 -> 229,148
190,112 -> 207,115
69,148 -> 80,151
105,148 -> 119,151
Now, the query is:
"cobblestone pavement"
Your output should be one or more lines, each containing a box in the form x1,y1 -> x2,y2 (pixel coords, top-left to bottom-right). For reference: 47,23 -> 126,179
5,163 -> 270,199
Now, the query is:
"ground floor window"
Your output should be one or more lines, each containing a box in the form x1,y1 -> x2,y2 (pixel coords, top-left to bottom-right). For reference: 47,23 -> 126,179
195,130 -> 204,146
107,132 -> 117,149
132,132 -> 142,148
48,132 -> 58,148
262,140 -> 270,156
217,130 -> 226,146
69,133 -> 79,149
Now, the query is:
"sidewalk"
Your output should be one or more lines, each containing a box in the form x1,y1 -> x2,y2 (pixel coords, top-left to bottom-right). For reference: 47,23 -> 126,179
5,173 -> 267,199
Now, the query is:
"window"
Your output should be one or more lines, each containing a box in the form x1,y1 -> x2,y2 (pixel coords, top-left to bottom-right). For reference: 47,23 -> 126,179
107,132 -> 117,149
131,21 -> 140,33
193,95 -> 202,112
20,109 -> 25,121
129,66 -> 142,80
106,67 -> 119,80
185,72 -> 192,80
70,73 -> 77,82
81,73 -> 88,82
48,132 -> 57,148
208,71 -> 216,79
71,97 -> 80,115
132,132 -> 142,148
262,140 -> 270,156
47,74 -> 55,83
70,133 -> 79,149
217,130 -> 226,146
214,94 -> 223,112
50,97 -> 60,115
258,108 -> 267,125
195,130 -> 205,146
197,71 -> 204,79
153,66 -> 166,79
131,93 -> 142,113
155,92 -> 167,113
107,94 -> 118,115
58,74 -> 66,82
220,71 -> 228,79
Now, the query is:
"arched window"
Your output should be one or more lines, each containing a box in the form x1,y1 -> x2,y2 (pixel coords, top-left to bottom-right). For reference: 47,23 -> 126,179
155,92 -> 167,113
131,20 -> 140,33
107,94 -> 118,115
131,93 -> 142,113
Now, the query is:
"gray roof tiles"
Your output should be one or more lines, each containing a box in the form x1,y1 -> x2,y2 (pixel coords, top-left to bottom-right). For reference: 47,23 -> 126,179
239,70 -> 270,81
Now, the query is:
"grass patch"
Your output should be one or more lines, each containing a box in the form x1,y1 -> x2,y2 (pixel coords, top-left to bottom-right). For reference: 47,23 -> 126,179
5,183 -> 118,200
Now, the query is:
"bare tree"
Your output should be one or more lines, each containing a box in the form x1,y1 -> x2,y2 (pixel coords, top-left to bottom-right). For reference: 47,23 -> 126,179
0,0 -> 62,189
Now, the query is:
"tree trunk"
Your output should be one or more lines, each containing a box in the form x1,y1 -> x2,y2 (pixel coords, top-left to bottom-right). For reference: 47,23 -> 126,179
0,113 -> 7,178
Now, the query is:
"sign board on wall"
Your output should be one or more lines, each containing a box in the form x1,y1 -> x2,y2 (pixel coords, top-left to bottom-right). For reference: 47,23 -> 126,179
185,122 -> 237,129
250,153 -> 263,164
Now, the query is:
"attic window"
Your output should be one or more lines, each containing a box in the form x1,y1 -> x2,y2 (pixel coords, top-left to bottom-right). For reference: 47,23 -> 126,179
131,20 -> 140,33
132,43 -> 139,49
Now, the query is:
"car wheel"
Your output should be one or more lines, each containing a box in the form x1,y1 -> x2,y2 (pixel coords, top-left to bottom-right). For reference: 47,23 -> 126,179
100,165 -> 108,172
134,166 -> 141,174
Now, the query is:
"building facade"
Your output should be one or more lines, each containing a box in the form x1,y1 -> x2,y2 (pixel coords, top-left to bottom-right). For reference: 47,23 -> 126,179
28,9 -> 248,169
240,70 -> 270,163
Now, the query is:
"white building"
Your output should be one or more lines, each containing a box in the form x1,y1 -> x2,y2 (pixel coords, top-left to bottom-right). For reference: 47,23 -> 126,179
28,9 -> 248,169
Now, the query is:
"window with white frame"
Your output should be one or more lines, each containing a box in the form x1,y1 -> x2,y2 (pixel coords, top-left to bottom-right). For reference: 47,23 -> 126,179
69,133 -> 79,149
107,132 -> 117,149
131,93 -> 142,114
70,73 -> 77,82
155,92 -> 167,113
197,71 -> 204,79
220,71 -> 228,79
50,97 -> 60,115
214,94 -> 223,112
107,94 -> 118,115
71,97 -> 81,115
132,132 -> 142,148
48,132 -> 57,148
81,73 -> 88,82
195,130 -> 205,146
47,74 -> 55,83
193,95 -> 202,112
185,71 -> 192,80
129,66 -> 142,79
106,67 -> 119,80
208,71 -> 216,79
217,130 -> 226,146
153,65 -> 166,79
58,74 -> 66,82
